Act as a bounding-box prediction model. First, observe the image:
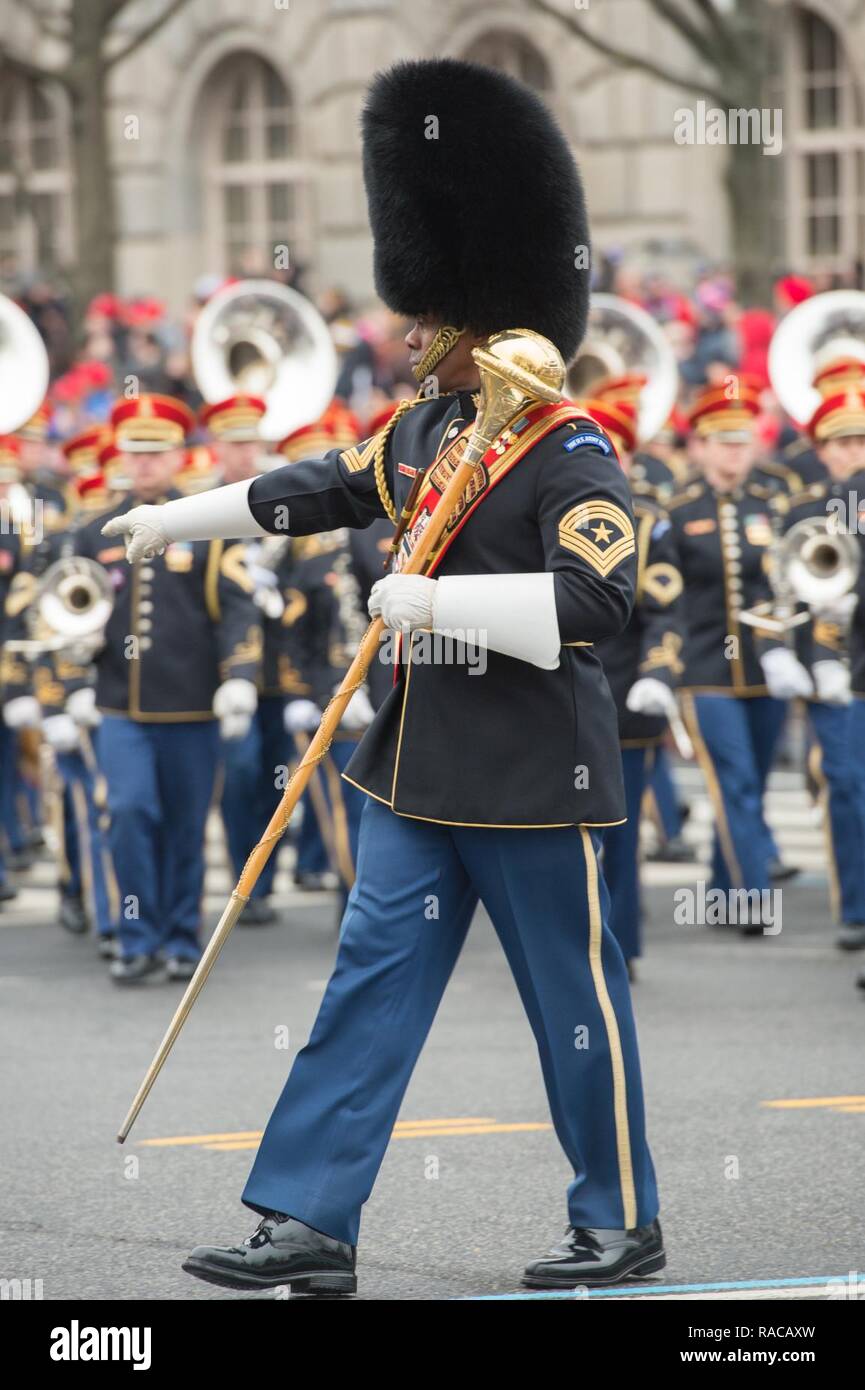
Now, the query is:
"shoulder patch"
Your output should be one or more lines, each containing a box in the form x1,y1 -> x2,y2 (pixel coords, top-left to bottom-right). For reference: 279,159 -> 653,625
558,499 -> 635,576
641,562 -> 683,606
563,428 -> 613,456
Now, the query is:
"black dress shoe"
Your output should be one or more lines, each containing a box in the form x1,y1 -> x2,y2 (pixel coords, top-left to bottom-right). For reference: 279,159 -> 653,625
97,933 -> 118,960
8,848 -> 34,872
770,859 -> 800,883
165,956 -> 197,982
59,895 -> 88,935
110,954 -> 164,986
836,924 -> 865,951
646,835 -> 694,864
241,899 -> 277,926
183,1213 -> 357,1295
523,1219 -> 665,1289
0,883 -> 18,905
293,870 -> 338,892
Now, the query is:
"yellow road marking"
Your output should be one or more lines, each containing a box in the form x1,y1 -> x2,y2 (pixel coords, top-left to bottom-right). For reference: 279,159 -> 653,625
138,1118 -> 552,1151
763,1096 -> 865,1111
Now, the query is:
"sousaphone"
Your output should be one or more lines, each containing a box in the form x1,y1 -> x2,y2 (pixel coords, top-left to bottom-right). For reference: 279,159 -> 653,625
566,293 -> 679,444
768,288 -> 865,426
191,279 -> 339,443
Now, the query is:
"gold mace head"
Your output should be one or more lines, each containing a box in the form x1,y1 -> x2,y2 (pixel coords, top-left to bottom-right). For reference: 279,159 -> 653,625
465,329 -> 566,462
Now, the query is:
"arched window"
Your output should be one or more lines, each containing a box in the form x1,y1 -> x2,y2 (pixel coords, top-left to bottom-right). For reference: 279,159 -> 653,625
0,73 -> 72,280
198,53 -> 306,277
462,30 -> 552,92
775,8 -> 865,274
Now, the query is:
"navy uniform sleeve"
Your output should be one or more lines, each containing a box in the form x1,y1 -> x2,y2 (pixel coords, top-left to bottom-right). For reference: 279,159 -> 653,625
247,434 -> 391,536
537,429 -> 637,642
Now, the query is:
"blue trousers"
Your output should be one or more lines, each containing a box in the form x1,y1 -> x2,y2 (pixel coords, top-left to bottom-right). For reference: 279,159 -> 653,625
242,797 -> 659,1245
56,737 -> 117,937
809,701 -> 865,924
684,694 -> 784,893
0,724 -> 27,854
98,717 -> 219,961
221,696 -> 289,901
645,747 -> 681,841
602,747 -> 646,962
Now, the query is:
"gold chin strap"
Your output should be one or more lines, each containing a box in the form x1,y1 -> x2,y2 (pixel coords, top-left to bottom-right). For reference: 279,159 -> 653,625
411,325 -> 465,383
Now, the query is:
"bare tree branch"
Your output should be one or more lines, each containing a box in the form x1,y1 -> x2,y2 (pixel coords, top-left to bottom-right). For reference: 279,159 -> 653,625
645,0 -> 716,65
17,0 -> 70,42
104,0 -> 138,20
0,43 -> 70,87
105,0 -> 193,69
522,0 -> 729,104
690,0 -> 748,67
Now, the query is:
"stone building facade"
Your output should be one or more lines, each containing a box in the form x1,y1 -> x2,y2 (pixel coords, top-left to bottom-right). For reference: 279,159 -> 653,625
1,0 -> 863,310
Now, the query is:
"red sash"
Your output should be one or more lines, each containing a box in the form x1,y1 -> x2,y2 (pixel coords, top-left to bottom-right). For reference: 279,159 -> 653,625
393,400 -> 596,578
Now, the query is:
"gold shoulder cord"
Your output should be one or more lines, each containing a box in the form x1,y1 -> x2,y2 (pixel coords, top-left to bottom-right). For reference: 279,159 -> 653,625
373,396 -> 425,523
374,324 -> 465,522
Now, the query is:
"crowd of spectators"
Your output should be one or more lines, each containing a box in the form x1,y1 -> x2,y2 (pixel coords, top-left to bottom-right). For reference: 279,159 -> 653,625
6,252 -> 865,455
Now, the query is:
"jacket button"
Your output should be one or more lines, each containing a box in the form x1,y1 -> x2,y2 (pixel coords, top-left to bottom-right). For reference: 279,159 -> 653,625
140,567 -> 154,580
139,618 -> 152,632
139,636 -> 153,652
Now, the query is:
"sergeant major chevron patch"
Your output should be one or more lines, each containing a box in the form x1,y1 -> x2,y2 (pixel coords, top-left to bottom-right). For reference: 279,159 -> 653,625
557,500 -> 636,577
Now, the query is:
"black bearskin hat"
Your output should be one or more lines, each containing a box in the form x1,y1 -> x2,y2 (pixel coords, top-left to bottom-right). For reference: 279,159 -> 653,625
362,58 -> 590,359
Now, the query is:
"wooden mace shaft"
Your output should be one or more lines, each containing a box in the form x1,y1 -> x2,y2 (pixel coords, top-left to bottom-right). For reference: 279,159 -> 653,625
116,447 -> 481,1143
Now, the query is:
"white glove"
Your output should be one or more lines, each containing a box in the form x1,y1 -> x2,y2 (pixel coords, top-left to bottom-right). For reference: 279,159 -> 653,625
284,698 -> 322,735
625,677 -> 677,718
66,687 -> 101,729
102,504 -> 171,562
102,478 -> 266,562
760,648 -> 814,700
42,714 -> 80,753
213,678 -> 258,741
340,686 -> 375,731
812,659 -> 852,706
369,574 -> 436,633
250,569 -> 286,621
3,696 -> 42,729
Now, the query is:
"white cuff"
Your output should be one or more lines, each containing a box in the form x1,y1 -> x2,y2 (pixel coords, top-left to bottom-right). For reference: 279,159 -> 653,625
161,479 -> 268,542
432,572 -> 561,670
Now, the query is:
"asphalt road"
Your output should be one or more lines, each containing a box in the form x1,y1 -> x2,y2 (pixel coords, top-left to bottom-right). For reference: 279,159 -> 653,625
1,853 -> 863,1302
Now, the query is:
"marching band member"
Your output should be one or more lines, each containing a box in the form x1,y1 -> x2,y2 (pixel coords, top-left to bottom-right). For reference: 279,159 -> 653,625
74,394 -> 262,985
202,394 -> 294,924
591,381 -> 691,864
29,433 -> 121,946
0,440 -> 29,909
760,389 -> 865,949
588,400 -> 685,974
275,422 -> 375,904
670,385 -> 786,930
104,59 -> 664,1292
592,374 -> 681,502
0,433 -> 47,870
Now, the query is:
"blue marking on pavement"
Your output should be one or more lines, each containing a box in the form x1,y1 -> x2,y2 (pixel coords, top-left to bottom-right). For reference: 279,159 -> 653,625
467,1274 -> 848,1300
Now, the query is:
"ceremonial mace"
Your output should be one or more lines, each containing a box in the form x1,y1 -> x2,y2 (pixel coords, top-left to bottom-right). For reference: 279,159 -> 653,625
117,328 -> 565,1142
